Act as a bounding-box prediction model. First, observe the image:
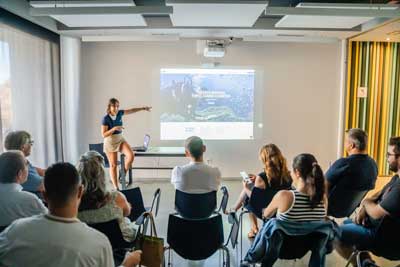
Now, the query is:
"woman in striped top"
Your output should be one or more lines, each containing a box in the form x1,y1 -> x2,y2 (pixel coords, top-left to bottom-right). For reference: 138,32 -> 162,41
262,153 -> 326,222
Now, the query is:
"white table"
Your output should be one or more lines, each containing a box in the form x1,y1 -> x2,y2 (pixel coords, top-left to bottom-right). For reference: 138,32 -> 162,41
119,147 -> 186,189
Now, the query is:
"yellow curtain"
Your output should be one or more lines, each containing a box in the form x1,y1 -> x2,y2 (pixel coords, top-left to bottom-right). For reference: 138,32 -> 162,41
345,41 -> 400,175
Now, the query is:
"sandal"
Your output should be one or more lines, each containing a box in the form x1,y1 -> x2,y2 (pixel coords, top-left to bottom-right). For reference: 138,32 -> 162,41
247,229 -> 258,239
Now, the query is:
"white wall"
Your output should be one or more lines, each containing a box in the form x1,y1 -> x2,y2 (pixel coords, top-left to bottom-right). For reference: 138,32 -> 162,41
79,40 -> 343,178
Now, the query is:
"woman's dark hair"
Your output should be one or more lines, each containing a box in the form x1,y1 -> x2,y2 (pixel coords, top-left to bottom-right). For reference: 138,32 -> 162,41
106,98 -> 119,114
292,153 -> 325,208
45,162 -> 81,208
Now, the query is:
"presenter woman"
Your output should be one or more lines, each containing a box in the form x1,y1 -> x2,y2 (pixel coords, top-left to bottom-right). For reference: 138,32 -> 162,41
101,98 -> 151,189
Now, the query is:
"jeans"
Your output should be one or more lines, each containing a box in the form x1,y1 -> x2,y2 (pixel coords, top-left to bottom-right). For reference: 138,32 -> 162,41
339,219 -> 377,249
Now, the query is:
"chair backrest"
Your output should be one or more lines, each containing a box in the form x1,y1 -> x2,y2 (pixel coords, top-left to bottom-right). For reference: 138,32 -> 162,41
174,190 -> 217,219
88,143 -> 110,167
327,188 -> 368,218
167,213 -> 224,260
248,187 -> 278,219
121,187 -> 147,222
371,216 -> 400,260
150,188 -> 161,217
88,219 -> 131,249
227,212 -> 240,249
218,186 -> 229,214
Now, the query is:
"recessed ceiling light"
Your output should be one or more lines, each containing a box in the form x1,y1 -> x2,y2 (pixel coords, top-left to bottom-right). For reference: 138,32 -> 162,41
386,37 -> 391,41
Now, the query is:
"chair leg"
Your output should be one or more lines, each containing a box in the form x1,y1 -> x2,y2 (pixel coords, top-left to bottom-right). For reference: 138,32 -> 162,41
165,247 -> 172,267
120,154 -> 126,190
235,244 -> 239,267
356,251 -> 369,267
345,251 -> 359,267
128,168 -> 133,185
240,210 -> 244,264
221,246 -> 230,267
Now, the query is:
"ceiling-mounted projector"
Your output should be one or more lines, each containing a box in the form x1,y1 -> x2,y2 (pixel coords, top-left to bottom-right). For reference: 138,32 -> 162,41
203,41 -> 225,58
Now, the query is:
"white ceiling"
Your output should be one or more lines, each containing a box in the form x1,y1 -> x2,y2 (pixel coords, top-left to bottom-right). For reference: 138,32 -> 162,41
274,2 -> 399,29
276,15 -> 373,29
58,27 -> 356,43
25,1 -> 400,43
167,1 -> 268,27
52,14 -> 147,27
30,0 -> 136,8
31,0 -> 147,27
351,19 -> 400,41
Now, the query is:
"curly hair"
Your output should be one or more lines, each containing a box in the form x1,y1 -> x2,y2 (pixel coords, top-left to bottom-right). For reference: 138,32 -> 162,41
259,144 -> 291,187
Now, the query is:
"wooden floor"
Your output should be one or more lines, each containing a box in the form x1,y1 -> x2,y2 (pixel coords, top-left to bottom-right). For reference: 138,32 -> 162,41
129,179 -> 399,267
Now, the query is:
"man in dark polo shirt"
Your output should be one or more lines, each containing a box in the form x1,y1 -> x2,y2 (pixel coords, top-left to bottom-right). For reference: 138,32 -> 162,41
334,136 -> 400,267
326,128 -> 378,194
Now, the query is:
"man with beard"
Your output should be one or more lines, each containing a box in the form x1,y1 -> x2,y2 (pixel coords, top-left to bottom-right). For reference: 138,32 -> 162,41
334,136 -> 400,267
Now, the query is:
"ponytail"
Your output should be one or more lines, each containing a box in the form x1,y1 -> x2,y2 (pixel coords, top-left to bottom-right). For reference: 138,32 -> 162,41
292,153 -> 326,209
307,162 -> 325,208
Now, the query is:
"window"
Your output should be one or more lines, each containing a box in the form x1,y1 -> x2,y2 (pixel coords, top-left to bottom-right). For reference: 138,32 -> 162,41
0,41 -> 13,152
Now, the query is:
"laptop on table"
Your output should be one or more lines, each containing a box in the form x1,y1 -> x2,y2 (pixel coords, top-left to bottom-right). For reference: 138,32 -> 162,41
132,134 -> 150,152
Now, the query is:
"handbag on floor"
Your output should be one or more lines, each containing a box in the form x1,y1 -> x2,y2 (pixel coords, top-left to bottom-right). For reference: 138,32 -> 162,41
136,212 -> 164,267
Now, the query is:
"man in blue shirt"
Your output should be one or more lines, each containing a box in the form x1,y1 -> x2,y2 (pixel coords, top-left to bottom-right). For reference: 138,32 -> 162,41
4,131 -> 45,193
326,128 -> 378,194
334,136 -> 400,267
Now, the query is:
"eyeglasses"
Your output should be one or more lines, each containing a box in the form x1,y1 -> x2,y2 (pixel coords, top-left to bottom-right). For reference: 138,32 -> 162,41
386,152 -> 400,158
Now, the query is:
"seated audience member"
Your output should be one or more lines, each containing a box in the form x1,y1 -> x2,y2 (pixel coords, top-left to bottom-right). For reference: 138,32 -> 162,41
0,151 -> 47,227
171,136 -> 221,193
243,154 -> 330,266
4,130 -> 45,193
326,128 -> 377,194
77,151 -> 137,242
261,153 -> 326,222
0,162 -> 141,267
334,137 -> 400,267
231,144 -> 292,238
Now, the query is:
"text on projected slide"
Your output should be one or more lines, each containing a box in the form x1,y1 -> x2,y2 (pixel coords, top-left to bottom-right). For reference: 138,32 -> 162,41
160,68 -> 254,140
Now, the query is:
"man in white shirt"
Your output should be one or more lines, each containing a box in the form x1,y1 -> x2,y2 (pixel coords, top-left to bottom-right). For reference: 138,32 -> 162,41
171,136 -> 221,194
0,151 -> 47,227
0,162 -> 141,267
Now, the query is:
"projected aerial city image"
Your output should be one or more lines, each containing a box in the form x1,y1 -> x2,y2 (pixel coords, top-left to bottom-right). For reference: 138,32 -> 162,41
160,68 -> 254,140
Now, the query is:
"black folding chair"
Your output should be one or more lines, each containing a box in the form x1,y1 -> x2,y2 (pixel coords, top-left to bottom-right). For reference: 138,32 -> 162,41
244,225 -> 334,267
88,219 -> 136,264
270,230 -> 331,267
174,186 -> 229,219
165,213 -> 230,267
346,217 -> 400,267
121,187 -> 161,221
327,187 -> 369,218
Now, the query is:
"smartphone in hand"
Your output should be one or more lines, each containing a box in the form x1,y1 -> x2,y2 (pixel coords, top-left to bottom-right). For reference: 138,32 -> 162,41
240,171 -> 251,183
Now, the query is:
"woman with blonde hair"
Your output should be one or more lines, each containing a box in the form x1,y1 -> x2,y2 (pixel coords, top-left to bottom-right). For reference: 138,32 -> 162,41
101,98 -> 151,189
232,144 -> 292,238
77,151 -> 137,242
